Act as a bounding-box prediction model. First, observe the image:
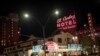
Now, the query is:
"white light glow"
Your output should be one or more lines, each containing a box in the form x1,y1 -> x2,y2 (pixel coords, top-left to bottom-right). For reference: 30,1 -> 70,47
72,37 -> 75,40
55,10 -> 59,15
75,36 -> 78,39
24,13 -> 29,18
58,53 -> 62,56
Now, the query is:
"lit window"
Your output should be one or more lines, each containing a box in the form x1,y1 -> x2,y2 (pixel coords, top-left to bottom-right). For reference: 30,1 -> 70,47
12,35 -> 13,37
9,35 -> 10,37
11,30 -> 13,31
1,40 -> 3,46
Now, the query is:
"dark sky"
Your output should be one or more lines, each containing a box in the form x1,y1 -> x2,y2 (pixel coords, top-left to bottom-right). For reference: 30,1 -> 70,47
0,0 -> 100,38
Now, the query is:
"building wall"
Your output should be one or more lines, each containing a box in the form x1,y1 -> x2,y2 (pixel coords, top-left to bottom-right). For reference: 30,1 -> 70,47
3,39 -> 43,56
46,32 -> 81,55
48,31 -> 73,45
0,13 -> 19,54
3,32 -> 80,56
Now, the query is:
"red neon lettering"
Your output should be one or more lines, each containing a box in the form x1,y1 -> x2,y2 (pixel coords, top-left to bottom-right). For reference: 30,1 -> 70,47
72,19 -> 76,24
57,18 -> 61,23
63,16 -> 67,21
65,21 -> 68,26
68,20 -> 73,26
57,15 -> 76,29
57,23 -> 61,27
61,23 -> 65,27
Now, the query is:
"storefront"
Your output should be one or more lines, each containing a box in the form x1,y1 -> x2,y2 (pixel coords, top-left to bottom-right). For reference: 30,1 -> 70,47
45,43 -> 82,56
67,44 -> 82,55
45,41 -> 59,56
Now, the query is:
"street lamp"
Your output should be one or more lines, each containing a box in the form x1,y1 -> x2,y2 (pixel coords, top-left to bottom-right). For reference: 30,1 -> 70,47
24,13 -> 29,18
72,36 -> 78,55
54,10 -> 60,18
55,10 -> 59,16
23,10 -> 60,56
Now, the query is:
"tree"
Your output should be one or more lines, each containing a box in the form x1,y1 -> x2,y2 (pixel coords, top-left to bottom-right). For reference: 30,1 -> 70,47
95,36 -> 100,53
79,33 -> 94,53
80,33 -> 93,48
95,36 -> 100,46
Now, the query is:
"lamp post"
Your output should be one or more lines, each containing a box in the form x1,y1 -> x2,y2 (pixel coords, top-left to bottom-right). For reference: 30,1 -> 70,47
72,36 -> 78,44
23,10 -> 59,56
72,36 -> 78,55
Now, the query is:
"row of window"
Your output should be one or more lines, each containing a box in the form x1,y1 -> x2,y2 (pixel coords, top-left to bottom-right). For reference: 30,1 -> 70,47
57,38 -> 72,43
4,40 -> 39,53
45,37 -> 67,43
4,46 -> 17,53
1,40 -> 6,46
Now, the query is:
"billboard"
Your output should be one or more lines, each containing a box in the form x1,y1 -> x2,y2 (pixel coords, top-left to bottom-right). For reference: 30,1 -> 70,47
57,14 -> 76,30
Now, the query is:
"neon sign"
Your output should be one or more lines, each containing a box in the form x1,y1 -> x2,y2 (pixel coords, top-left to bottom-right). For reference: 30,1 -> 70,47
45,41 -> 58,51
67,44 -> 82,50
57,15 -> 76,30
32,45 -> 42,52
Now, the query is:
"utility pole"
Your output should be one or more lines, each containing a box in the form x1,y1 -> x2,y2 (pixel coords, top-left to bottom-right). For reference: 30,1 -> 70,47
42,26 -> 46,56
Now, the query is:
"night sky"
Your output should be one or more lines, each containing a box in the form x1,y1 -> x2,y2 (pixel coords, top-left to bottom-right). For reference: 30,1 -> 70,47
0,0 -> 100,38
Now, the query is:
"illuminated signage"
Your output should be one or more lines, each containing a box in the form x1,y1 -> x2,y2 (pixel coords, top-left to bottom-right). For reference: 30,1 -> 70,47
45,41 -> 58,51
57,15 -> 76,30
32,45 -> 42,52
67,44 -> 82,50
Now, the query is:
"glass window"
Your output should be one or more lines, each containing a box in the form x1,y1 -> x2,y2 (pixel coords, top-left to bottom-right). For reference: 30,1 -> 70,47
7,49 -> 10,52
58,38 -> 62,43
67,38 -> 70,43
10,48 -> 12,51
13,47 -> 16,50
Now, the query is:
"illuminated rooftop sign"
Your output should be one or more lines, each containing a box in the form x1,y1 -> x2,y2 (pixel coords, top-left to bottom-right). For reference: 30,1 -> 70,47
57,14 -> 76,30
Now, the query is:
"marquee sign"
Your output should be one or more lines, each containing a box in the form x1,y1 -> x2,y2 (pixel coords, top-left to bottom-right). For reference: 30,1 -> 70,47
45,41 -> 58,51
57,14 -> 76,30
